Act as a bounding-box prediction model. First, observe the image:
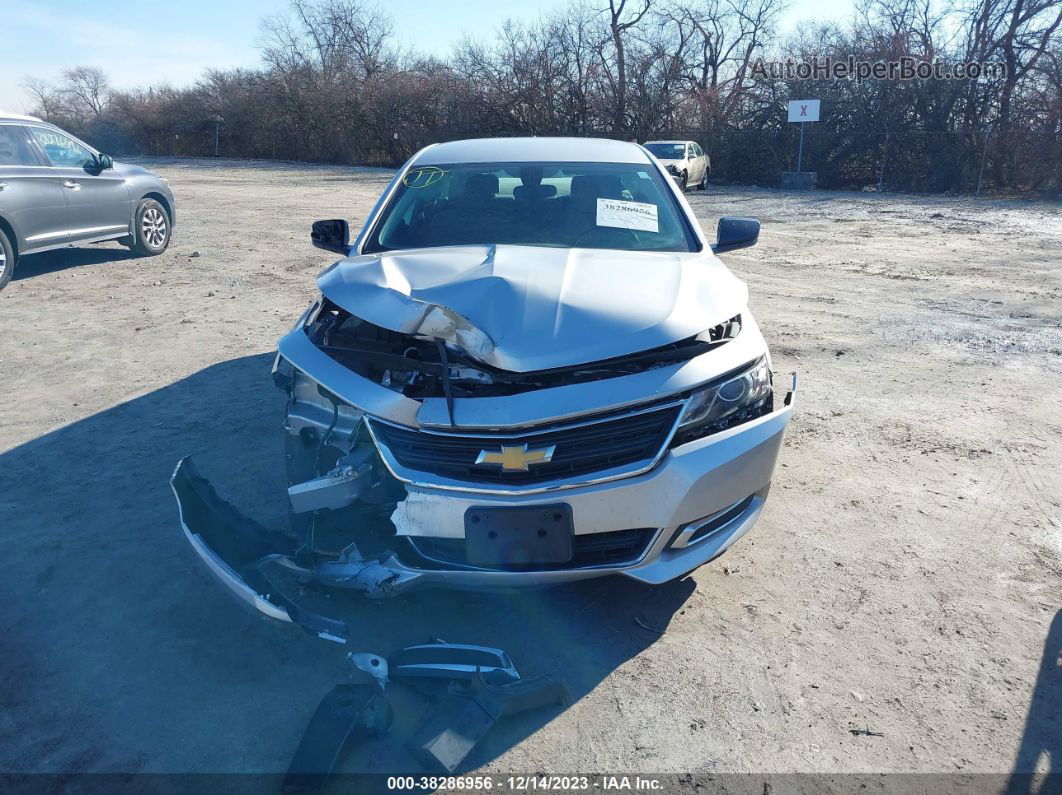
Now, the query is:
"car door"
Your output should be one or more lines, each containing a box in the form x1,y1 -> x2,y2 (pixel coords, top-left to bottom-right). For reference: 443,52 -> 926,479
685,143 -> 699,180
27,125 -> 131,245
688,143 -> 703,181
693,143 -> 707,178
0,123 -> 70,252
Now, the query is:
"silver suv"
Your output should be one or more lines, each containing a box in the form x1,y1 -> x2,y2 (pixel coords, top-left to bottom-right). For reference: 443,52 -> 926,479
0,113 -> 175,291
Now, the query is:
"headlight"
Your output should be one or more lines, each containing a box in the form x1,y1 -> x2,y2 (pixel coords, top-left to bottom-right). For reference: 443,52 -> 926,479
671,358 -> 773,446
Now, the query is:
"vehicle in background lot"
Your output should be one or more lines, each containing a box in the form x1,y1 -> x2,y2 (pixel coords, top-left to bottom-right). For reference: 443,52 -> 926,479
172,137 -> 794,636
644,140 -> 710,191
0,113 -> 175,291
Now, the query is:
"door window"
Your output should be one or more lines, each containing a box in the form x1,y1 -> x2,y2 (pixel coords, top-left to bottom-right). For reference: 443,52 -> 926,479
687,144 -> 696,158
0,125 -> 39,166
693,143 -> 704,157
29,127 -> 94,168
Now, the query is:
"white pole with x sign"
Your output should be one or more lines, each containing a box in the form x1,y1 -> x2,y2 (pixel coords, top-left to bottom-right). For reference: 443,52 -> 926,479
788,99 -> 820,172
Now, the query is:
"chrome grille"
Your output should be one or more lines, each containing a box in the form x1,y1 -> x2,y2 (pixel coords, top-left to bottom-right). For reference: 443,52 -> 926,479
369,403 -> 682,487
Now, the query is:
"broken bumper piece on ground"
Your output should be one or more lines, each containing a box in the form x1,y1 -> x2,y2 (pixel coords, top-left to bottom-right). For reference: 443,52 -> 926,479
170,457 -> 417,642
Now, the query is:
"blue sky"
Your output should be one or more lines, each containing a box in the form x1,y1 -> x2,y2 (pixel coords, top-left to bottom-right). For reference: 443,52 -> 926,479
0,0 -> 856,113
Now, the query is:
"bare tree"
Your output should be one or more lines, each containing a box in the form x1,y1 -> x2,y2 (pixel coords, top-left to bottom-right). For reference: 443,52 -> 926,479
602,0 -> 653,134
261,0 -> 395,82
16,0 -> 1059,193
660,0 -> 787,128
62,66 -> 110,121
21,76 -> 64,120
963,0 -> 1062,181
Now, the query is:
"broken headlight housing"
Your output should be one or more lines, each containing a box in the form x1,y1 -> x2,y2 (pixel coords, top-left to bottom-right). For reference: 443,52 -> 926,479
671,357 -> 773,447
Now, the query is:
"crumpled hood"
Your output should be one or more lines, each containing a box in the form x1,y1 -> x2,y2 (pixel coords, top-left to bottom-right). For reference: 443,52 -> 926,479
317,244 -> 747,373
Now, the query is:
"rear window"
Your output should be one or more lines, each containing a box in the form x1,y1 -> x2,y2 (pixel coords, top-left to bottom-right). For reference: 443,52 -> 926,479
0,126 -> 38,166
363,161 -> 698,254
645,143 -> 686,160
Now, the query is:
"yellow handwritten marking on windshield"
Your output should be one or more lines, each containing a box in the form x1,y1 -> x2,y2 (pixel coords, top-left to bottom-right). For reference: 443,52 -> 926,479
403,167 -> 447,189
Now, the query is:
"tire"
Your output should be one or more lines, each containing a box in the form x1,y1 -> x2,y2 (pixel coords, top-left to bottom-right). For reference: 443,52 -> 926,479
698,167 -> 709,190
680,170 -> 688,191
130,198 -> 171,256
0,227 -> 15,292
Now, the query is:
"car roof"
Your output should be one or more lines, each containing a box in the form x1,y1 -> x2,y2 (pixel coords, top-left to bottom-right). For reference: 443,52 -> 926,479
413,137 -> 653,166
0,112 -> 44,123
644,140 -> 693,146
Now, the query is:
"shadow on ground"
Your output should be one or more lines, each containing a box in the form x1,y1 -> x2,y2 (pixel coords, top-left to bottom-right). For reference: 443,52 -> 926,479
0,353 -> 692,777
12,245 -> 138,281
1007,609 -> 1062,794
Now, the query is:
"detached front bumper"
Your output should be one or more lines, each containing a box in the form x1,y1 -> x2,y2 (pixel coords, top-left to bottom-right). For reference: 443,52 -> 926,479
172,382 -> 793,637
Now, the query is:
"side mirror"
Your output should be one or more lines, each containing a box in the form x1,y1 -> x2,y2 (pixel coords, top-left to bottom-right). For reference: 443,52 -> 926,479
311,219 -> 351,255
97,154 -> 113,170
711,216 -> 760,254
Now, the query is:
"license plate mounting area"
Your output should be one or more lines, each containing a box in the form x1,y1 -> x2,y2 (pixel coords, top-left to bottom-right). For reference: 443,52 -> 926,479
463,505 -> 574,568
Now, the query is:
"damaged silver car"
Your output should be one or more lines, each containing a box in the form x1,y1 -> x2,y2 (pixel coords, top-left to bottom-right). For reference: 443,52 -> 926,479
172,137 -> 795,641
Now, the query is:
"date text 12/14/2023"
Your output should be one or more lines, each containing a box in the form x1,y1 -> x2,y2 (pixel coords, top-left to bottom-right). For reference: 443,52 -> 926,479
386,775 -> 665,791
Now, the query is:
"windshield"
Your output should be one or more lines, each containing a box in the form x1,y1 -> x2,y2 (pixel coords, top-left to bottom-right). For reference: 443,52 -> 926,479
645,143 -> 686,160
363,161 -> 697,254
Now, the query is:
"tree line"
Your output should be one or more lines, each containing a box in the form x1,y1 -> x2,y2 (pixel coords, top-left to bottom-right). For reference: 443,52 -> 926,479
23,0 -> 1062,194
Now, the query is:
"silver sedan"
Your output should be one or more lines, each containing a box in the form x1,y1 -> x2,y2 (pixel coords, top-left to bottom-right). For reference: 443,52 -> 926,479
172,136 -> 793,640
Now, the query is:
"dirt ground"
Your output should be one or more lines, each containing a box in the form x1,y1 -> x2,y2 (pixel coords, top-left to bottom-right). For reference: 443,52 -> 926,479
1,158 -> 1060,785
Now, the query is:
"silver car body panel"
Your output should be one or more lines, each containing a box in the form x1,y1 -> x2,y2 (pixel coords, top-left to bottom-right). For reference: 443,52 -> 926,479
277,309 -> 768,433
386,394 -> 791,542
317,243 -> 748,373
0,117 -> 175,257
417,312 -> 769,429
170,461 -> 294,624
412,137 -> 653,165
0,168 -> 70,249
277,325 -> 421,428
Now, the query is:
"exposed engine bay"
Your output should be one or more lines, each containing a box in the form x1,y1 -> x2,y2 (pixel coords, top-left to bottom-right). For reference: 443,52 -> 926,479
305,298 -> 741,399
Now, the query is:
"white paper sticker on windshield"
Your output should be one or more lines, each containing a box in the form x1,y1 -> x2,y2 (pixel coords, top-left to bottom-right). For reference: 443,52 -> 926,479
596,198 -> 658,233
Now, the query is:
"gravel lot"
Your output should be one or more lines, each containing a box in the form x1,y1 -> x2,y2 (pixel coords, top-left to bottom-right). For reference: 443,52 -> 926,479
1,158 -> 1060,784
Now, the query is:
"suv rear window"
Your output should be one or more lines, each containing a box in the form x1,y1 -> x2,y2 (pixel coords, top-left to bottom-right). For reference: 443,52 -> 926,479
0,126 -> 38,166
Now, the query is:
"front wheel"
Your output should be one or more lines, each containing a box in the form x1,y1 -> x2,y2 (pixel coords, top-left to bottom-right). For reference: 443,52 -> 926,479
131,199 -> 171,256
0,227 -> 15,291
679,170 -> 688,191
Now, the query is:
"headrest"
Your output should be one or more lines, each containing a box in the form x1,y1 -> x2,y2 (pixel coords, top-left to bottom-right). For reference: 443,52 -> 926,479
463,173 -> 499,200
570,174 -> 622,200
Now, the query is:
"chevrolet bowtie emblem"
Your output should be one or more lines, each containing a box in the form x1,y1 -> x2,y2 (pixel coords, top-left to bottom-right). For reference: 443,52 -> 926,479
475,443 -> 556,472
